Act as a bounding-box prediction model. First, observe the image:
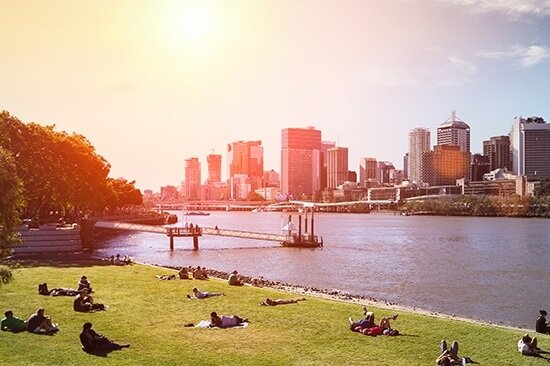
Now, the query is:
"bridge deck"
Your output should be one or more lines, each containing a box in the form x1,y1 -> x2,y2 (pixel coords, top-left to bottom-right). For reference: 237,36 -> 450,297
94,221 -> 287,242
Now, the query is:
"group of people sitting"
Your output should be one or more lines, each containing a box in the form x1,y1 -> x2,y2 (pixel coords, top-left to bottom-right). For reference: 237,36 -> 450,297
109,254 -> 132,266
73,276 -> 106,312
348,306 -> 400,336
1,308 -> 59,334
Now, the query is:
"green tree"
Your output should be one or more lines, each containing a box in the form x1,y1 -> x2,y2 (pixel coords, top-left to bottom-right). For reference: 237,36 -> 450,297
0,147 -> 24,285
534,179 -> 550,198
247,191 -> 265,201
106,178 -> 143,207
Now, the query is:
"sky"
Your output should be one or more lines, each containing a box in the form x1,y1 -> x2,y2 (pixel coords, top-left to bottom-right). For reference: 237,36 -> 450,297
2,0 -> 550,191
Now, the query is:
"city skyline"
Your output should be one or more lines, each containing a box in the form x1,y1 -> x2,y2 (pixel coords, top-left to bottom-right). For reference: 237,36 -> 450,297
2,1 -> 550,190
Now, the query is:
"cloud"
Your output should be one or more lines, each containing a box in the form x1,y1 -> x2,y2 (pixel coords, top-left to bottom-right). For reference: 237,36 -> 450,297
437,0 -> 550,18
479,44 -> 550,67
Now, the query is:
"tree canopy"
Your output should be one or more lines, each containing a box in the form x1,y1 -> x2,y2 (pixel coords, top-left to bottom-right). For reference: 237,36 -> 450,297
0,146 -> 24,257
0,111 -> 142,220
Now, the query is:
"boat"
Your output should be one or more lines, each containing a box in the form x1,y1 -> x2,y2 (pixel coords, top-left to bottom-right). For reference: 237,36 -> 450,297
183,211 -> 210,216
281,234 -> 323,248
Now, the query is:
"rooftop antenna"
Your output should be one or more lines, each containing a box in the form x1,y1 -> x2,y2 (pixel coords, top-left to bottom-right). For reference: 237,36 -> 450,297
451,110 -> 456,119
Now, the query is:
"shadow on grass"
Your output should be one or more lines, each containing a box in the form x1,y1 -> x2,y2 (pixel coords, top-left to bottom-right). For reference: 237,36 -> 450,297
2,253 -> 115,269
82,344 -> 130,358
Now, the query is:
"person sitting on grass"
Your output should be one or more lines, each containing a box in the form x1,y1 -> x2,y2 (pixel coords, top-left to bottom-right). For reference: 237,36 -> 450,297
259,298 -> 306,306
26,308 -> 59,334
188,287 -> 225,299
209,311 -> 248,328
228,270 -> 244,286
193,266 -> 208,280
80,322 -> 130,354
73,288 -> 105,312
517,333 -> 550,359
178,267 -> 190,280
536,310 -> 550,334
1,310 -> 27,332
78,276 -> 93,293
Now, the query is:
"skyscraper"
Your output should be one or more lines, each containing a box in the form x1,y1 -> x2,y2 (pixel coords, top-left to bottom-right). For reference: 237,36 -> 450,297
408,127 -> 431,184
483,135 -> 511,171
326,147 -> 348,188
206,154 -> 222,183
403,153 -> 409,179
320,141 -> 336,190
437,111 -> 470,153
359,157 -> 377,187
281,127 -> 322,197
227,140 -> 264,189
421,145 -> 470,186
510,116 -> 550,180
184,157 -> 201,200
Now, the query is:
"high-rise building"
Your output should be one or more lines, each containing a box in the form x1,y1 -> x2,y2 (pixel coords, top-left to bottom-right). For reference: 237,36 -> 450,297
184,157 -> 201,200
510,116 -> 550,180
227,141 -> 263,189
470,154 -> 491,181
437,111 -> 471,153
377,161 -> 395,184
359,157 -> 377,187
160,185 -> 178,201
327,147 -> 349,188
408,127 -> 431,184
483,135 -> 511,171
206,154 -> 222,183
320,141 -> 336,190
421,145 -> 470,186
403,153 -> 409,179
263,169 -> 280,188
281,127 -> 322,197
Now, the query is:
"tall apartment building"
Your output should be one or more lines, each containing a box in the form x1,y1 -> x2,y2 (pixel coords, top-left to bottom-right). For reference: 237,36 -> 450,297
483,135 -> 511,171
320,141 -> 336,190
184,157 -> 201,200
437,111 -> 470,153
326,147 -> 349,188
206,154 -> 222,183
510,116 -> 550,180
281,127 -> 322,197
421,145 -> 470,186
227,140 -> 263,189
359,157 -> 377,187
408,127 -> 431,184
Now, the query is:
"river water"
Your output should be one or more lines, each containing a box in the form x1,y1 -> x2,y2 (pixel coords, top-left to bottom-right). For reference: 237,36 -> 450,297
93,211 -> 550,329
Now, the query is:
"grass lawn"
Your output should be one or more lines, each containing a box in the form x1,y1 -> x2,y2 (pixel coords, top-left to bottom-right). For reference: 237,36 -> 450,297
0,260 -> 548,365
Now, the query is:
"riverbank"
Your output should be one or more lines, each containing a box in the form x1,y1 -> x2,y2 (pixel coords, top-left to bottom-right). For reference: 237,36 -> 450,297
1,258 -> 548,365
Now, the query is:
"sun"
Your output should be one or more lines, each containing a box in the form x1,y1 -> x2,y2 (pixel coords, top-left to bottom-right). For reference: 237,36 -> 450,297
173,6 -> 211,40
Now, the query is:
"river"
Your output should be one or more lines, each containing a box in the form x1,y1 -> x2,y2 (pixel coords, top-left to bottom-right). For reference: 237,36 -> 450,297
93,211 -> 550,329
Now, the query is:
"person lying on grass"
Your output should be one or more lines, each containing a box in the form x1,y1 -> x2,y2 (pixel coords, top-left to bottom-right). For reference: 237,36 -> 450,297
38,283 -> 79,296
1,310 -> 27,332
80,322 -> 130,354
259,298 -> 306,306
349,307 -> 400,336
209,311 -> 248,328
26,307 -> 59,334
187,287 -> 225,299
156,274 -> 177,280
436,340 -> 474,365
73,288 -> 106,312
518,333 -> 550,360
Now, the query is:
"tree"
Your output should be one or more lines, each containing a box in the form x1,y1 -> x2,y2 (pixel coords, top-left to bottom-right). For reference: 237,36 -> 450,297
0,147 -> 24,285
247,191 -> 265,201
106,178 -> 143,207
534,179 -> 550,198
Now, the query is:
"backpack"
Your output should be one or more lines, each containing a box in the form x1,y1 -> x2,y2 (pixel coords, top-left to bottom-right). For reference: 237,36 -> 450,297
38,283 -> 50,296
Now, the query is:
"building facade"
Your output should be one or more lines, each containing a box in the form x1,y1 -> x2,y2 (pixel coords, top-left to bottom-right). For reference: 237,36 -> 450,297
320,141 -> 336,190
470,153 -> 491,181
359,157 -> 377,187
326,147 -> 349,188
408,127 -> 431,184
206,154 -> 222,183
483,135 -> 511,171
437,111 -> 470,153
281,127 -> 322,197
227,140 -> 264,189
510,116 -> 550,180
184,157 -> 201,200
421,145 -> 470,186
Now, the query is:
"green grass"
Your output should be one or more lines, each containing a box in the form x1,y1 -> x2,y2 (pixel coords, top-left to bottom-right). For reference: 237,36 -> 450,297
0,260 -> 548,365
